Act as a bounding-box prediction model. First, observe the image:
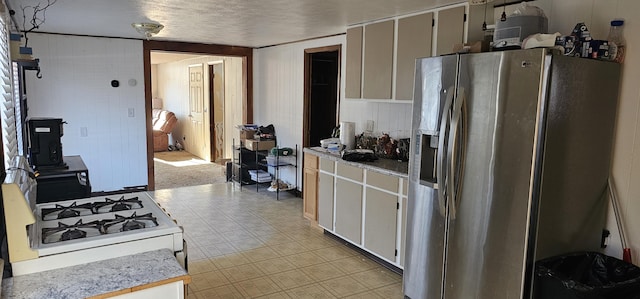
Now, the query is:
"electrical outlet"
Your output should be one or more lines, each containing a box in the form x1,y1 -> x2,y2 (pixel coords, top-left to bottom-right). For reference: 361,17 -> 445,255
128,108 -> 135,117
365,120 -> 374,132
80,127 -> 88,137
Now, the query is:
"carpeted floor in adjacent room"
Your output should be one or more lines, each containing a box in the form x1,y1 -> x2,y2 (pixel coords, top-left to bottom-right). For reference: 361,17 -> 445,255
154,150 -> 227,190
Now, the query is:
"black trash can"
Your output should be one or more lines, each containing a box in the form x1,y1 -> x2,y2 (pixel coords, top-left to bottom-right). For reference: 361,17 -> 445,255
534,252 -> 640,299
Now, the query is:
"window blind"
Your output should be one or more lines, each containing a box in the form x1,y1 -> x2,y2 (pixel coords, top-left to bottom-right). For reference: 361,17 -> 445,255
0,9 -> 15,170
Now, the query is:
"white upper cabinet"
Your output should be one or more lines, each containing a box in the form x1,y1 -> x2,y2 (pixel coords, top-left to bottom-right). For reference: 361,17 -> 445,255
435,6 -> 466,56
396,12 -> 434,101
362,20 -> 395,100
345,4 -> 469,101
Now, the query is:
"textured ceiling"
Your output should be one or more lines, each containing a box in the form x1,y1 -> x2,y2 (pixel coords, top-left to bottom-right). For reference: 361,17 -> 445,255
6,0 -> 464,48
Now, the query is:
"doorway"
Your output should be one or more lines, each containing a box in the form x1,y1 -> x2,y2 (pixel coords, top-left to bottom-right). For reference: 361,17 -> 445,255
143,40 -> 253,191
303,46 -> 341,147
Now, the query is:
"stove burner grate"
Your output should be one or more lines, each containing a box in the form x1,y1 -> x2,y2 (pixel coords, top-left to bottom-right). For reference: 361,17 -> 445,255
41,202 -> 94,221
92,196 -> 143,214
102,212 -> 158,233
42,219 -> 101,244
122,220 -> 146,231
61,228 -> 87,241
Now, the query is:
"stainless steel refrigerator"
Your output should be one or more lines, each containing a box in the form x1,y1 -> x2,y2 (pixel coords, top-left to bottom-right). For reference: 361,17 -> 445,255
404,48 -> 621,299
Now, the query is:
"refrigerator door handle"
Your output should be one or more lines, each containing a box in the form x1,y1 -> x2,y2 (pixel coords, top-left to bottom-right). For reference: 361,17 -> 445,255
448,88 -> 467,220
436,86 -> 455,217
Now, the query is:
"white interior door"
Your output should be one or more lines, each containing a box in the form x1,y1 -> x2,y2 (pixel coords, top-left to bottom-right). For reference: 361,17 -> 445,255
188,65 -> 206,159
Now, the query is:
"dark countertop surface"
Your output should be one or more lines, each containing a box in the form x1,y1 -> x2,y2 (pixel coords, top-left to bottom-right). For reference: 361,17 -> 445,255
303,147 -> 409,178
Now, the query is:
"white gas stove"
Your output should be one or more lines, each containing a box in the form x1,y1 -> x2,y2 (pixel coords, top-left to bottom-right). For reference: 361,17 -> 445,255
2,157 -> 186,276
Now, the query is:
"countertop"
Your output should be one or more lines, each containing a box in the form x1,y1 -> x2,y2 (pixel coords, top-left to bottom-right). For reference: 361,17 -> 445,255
303,147 -> 408,178
1,249 -> 189,299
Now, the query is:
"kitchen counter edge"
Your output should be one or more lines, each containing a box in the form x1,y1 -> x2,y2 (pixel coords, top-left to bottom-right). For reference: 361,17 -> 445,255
303,147 -> 408,178
1,249 -> 189,299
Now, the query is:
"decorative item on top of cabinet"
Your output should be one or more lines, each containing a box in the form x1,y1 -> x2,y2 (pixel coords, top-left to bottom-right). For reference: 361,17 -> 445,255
363,20 -> 394,99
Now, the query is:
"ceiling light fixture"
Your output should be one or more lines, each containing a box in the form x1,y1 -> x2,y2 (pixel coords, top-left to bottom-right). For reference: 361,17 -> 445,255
131,22 -> 164,40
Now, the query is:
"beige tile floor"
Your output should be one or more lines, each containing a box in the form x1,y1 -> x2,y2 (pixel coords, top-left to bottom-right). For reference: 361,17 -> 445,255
151,183 -> 403,299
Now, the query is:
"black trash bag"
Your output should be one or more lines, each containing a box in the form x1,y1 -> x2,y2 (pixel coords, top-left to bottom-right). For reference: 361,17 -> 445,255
534,252 -> 640,299
257,124 -> 275,140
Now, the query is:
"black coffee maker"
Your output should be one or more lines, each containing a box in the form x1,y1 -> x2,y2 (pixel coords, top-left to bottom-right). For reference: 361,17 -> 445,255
27,117 -> 66,169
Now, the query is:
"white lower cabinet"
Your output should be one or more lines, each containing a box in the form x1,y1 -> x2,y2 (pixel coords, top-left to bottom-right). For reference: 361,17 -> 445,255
364,187 -> 398,261
318,172 -> 334,229
313,154 -> 407,269
335,178 -> 363,245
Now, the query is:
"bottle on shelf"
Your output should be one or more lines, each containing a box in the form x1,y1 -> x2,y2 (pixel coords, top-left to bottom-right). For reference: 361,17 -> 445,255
608,19 -> 626,63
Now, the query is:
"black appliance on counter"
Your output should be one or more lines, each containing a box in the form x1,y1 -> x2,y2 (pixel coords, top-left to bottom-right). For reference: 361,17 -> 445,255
27,117 -> 66,169
35,155 -> 91,203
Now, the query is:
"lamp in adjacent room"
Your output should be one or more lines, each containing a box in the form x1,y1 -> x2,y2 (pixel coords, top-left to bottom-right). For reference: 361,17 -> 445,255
131,22 -> 164,40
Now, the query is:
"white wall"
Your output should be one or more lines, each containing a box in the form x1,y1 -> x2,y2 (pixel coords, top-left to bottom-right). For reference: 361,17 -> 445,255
155,55 -> 243,160
25,33 -> 147,192
340,101 -> 412,139
253,35 -> 342,188
253,35 -> 414,187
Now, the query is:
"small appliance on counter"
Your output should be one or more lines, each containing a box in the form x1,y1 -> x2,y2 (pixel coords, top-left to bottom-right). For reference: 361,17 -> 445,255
26,117 -> 66,170
320,137 -> 340,148
339,121 -> 356,150
493,2 -> 548,49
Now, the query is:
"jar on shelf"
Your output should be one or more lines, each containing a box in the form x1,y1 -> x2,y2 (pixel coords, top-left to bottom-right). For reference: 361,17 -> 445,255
608,19 -> 626,63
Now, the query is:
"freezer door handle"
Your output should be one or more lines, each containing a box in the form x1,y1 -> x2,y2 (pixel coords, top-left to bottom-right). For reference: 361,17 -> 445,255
448,87 -> 467,220
436,86 -> 455,217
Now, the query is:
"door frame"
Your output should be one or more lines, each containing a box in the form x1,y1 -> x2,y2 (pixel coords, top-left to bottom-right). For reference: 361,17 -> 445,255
143,40 -> 253,190
302,45 -> 342,148
208,60 -> 225,163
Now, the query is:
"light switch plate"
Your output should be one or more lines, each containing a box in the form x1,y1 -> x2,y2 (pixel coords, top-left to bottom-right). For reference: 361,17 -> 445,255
128,108 -> 135,117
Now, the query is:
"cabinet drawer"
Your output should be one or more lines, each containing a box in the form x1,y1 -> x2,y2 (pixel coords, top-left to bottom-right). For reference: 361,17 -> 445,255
304,153 -> 318,170
336,163 -> 363,182
366,171 -> 399,193
319,158 -> 335,173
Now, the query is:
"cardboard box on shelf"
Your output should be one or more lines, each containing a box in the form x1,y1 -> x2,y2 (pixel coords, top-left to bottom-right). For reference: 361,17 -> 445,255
453,41 -> 490,53
244,139 -> 275,151
239,129 -> 256,140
